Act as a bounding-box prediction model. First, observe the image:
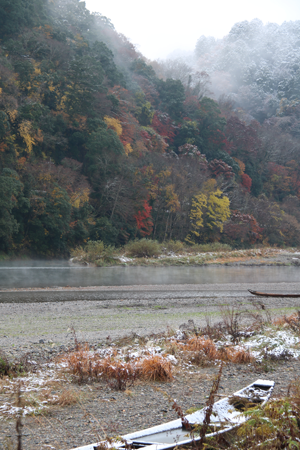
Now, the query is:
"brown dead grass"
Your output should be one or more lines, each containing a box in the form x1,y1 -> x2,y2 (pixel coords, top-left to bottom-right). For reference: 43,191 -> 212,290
171,337 -> 253,365
62,346 -> 173,386
50,388 -> 81,406
273,312 -> 300,327
138,355 -> 173,381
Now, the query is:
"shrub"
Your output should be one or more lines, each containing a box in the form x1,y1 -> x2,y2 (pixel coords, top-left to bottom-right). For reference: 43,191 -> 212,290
163,240 -> 184,253
124,239 -> 161,257
0,350 -> 32,377
71,240 -> 116,265
0,352 -> 10,377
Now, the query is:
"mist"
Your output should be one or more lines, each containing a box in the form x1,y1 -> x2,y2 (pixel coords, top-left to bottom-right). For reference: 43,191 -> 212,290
1,261 -> 300,289
85,0 -> 300,59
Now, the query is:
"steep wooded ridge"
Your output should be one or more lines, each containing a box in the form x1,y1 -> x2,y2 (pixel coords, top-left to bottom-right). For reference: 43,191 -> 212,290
1,1 -> 300,256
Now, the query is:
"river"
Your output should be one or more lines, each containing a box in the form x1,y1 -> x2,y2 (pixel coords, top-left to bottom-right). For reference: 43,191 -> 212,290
0,260 -> 300,289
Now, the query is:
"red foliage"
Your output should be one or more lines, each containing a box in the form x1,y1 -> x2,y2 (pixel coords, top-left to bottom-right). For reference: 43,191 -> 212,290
209,129 -> 232,153
208,159 -> 234,179
151,112 -> 175,143
120,113 -> 139,146
241,173 -> 252,192
225,115 -> 260,157
134,200 -> 153,236
224,210 -> 262,244
268,162 -> 289,177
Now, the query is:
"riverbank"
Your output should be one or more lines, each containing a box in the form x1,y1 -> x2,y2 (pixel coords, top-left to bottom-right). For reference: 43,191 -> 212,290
1,281 -> 300,352
71,247 -> 300,267
1,280 -> 300,449
1,307 -> 300,450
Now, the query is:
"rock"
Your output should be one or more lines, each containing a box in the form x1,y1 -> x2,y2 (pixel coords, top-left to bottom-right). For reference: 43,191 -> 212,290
179,319 -> 196,331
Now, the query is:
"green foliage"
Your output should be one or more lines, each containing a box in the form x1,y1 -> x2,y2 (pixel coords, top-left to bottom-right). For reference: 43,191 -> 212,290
156,78 -> 185,119
124,239 -> 161,258
90,217 -> 119,245
135,93 -> 155,126
85,127 -> 124,175
232,398 -> 300,449
0,0 -> 47,39
26,186 -> 72,255
163,240 -> 185,253
0,0 -> 299,256
0,169 -> 23,250
131,59 -> 156,80
71,240 -> 115,265
0,111 -> 10,140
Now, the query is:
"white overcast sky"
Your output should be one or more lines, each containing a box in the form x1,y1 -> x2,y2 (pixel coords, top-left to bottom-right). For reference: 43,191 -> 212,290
84,0 -> 300,60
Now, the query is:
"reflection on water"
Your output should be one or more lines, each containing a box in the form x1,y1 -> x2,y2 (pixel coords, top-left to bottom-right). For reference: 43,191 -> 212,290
0,261 -> 299,288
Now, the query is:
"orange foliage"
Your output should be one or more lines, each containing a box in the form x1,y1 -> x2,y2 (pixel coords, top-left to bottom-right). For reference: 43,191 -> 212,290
0,142 -> 7,152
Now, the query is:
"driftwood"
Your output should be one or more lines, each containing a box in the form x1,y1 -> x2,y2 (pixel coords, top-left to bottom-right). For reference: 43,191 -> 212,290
248,289 -> 300,298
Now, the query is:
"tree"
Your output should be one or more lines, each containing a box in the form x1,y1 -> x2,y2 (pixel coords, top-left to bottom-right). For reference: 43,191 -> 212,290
0,0 -> 47,39
223,210 -> 262,246
134,199 -> 153,236
0,169 -> 23,250
186,180 -> 230,243
156,78 -> 185,119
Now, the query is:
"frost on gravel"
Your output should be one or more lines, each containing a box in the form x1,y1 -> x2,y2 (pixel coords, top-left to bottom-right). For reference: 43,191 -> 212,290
240,329 -> 300,361
0,363 -> 64,417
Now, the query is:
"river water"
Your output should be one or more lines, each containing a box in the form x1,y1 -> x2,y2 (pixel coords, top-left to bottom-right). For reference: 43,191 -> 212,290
0,260 -> 299,289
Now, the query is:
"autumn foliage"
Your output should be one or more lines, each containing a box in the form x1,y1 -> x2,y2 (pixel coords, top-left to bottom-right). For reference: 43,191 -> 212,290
1,0 -> 300,254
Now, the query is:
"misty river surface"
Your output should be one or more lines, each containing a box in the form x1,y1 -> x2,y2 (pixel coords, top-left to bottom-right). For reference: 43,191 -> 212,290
0,261 -> 300,289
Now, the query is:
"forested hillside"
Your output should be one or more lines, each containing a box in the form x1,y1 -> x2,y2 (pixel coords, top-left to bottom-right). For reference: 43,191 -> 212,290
1,1 -> 300,256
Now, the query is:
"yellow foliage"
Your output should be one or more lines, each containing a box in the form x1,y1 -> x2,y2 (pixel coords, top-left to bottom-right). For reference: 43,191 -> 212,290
124,143 -> 133,155
74,34 -> 88,47
34,64 -> 41,76
57,95 -> 68,111
189,193 -> 207,236
0,87 -> 2,95
186,181 -> 231,242
158,169 -> 172,180
104,116 -> 123,136
48,82 -> 55,92
7,110 -> 18,123
19,120 -> 36,153
71,189 -> 90,208
233,157 -> 245,175
206,190 -> 231,231
165,185 -> 180,212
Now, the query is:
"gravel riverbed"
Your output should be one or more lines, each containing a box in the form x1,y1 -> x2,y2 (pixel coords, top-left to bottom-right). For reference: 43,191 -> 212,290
1,282 -> 300,450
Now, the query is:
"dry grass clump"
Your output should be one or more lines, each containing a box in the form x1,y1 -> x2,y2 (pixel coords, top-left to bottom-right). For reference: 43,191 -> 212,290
64,347 -> 137,389
50,388 -> 80,406
273,311 -> 300,332
138,355 -> 173,381
63,346 -> 173,388
170,337 -> 253,366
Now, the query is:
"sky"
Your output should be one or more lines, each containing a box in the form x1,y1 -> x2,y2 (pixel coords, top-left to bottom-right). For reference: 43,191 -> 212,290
84,0 -> 300,60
